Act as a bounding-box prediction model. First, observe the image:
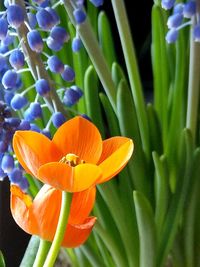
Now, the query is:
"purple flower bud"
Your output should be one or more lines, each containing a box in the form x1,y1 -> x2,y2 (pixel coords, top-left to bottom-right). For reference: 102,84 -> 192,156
0,18 -> 8,40
24,109 -> 34,122
161,0 -> 175,10
29,102 -> 42,119
81,114 -> 91,121
46,36 -> 63,51
45,7 -> 60,25
2,69 -> 18,89
10,94 -> 28,110
3,107 -> 12,118
0,167 -> 6,181
72,37 -> 82,52
32,0 -> 47,4
18,177 -> 29,191
0,55 -> 7,72
36,8 -> 54,30
2,34 -> 15,46
9,49 -> 25,70
61,65 -> 75,82
35,79 -> 51,96
0,142 -> 8,153
50,26 -> 69,43
17,120 -> 31,130
71,85 -> 83,98
27,30 -> 44,53
7,4 -> 24,28
52,112 -> 66,128
63,88 -> 81,107
47,55 -> 64,73
8,168 -> 23,184
166,28 -> 178,43
30,123 -> 41,132
1,154 -> 14,173
193,24 -> 200,42
4,92 -> 14,105
183,1 -> 196,18
6,117 -> 21,128
167,13 -> 183,29
173,3 -> 185,14
27,12 -> 37,29
73,8 -> 87,24
41,129 -> 51,138
89,0 -> 104,7
40,0 -> 50,7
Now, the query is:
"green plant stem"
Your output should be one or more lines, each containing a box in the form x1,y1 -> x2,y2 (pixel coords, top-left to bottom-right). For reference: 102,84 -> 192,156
186,18 -> 200,141
33,239 -> 51,267
43,191 -> 72,267
111,0 -> 150,160
63,0 -> 117,113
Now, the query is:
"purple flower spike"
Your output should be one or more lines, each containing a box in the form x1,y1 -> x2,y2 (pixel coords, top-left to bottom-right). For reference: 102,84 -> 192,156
29,102 -> 42,119
2,69 -> 18,89
50,26 -> 69,43
73,8 -> 87,24
0,18 -> 8,40
36,9 -> 54,30
27,12 -> 37,29
47,55 -> 64,73
61,65 -> 75,82
46,37 -> 63,51
63,88 -> 81,107
7,4 -> 24,28
27,30 -> 44,53
167,13 -> 183,29
45,7 -> 60,25
35,79 -> 51,96
52,112 -> 66,128
193,24 -> 200,42
9,168 -> 23,184
9,50 -> 25,70
1,154 -> 14,174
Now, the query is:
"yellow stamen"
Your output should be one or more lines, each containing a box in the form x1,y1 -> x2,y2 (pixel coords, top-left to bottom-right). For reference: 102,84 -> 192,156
10,185 -> 32,207
59,153 -> 85,167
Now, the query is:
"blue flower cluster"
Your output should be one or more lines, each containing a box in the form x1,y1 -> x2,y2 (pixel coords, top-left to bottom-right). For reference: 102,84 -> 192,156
161,0 -> 200,43
0,0 -> 107,190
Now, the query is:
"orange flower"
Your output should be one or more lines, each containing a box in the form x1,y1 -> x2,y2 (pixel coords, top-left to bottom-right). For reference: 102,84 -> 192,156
10,184 -> 96,247
13,116 -> 133,192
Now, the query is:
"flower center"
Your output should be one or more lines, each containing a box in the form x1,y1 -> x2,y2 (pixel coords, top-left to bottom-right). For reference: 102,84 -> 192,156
59,153 -> 85,167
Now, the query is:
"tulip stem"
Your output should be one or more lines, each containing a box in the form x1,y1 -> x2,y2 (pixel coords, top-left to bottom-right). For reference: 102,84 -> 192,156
33,239 -> 51,267
43,191 -> 72,267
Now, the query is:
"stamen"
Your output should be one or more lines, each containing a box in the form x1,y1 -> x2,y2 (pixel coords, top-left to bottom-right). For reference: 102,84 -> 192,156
59,153 -> 85,166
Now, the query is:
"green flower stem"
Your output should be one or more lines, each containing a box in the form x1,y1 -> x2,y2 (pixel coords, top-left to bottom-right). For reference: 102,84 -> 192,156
43,191 -> 72,267
63,0 -> 117,114
14,0 -> 67,116
186,10 -> 200,141
33,239 -> 51,267
111,0 -> 150,160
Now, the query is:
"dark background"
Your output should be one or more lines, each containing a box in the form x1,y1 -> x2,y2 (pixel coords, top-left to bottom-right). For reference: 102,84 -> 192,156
0,1 -> 153,266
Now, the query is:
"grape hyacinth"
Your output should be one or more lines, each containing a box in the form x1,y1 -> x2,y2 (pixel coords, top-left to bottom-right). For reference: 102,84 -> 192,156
0,0 -> 87,194
162,0 -> 200,43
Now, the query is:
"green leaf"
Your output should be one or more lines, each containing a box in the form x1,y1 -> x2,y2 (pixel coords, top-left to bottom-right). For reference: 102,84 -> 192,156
111,62 -> 126,87
84,66 -> 105,138
98,12 -> 117,68
20,236 -> 40,267
0,251 -> 6,267
117,80 -> 149,196
133,191 -> 157,267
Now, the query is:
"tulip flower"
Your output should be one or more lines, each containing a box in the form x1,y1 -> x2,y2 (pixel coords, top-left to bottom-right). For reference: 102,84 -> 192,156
13,116 -> 134,192
10,184 -> 96,247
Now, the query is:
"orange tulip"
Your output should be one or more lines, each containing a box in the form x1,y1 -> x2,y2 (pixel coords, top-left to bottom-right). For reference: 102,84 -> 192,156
13,116 -> 134,192
10,184 -> 96,247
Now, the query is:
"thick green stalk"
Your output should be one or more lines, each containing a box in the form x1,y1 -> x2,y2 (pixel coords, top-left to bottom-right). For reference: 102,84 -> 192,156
111,0 -> 150,160
63,0 -> 117,113
43,191 -> 72,267
186,7 -> 200,141
33,239 -> 51,267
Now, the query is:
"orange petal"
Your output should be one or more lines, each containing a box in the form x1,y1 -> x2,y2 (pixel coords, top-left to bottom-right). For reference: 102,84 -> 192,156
69,187 -> 96,224
10,185 -> 38,235
13,131 -> 61,177
38,162 -> 102,192
52,116 -> 102,164
97,137 -> 134,184
62,217 -> 97,248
